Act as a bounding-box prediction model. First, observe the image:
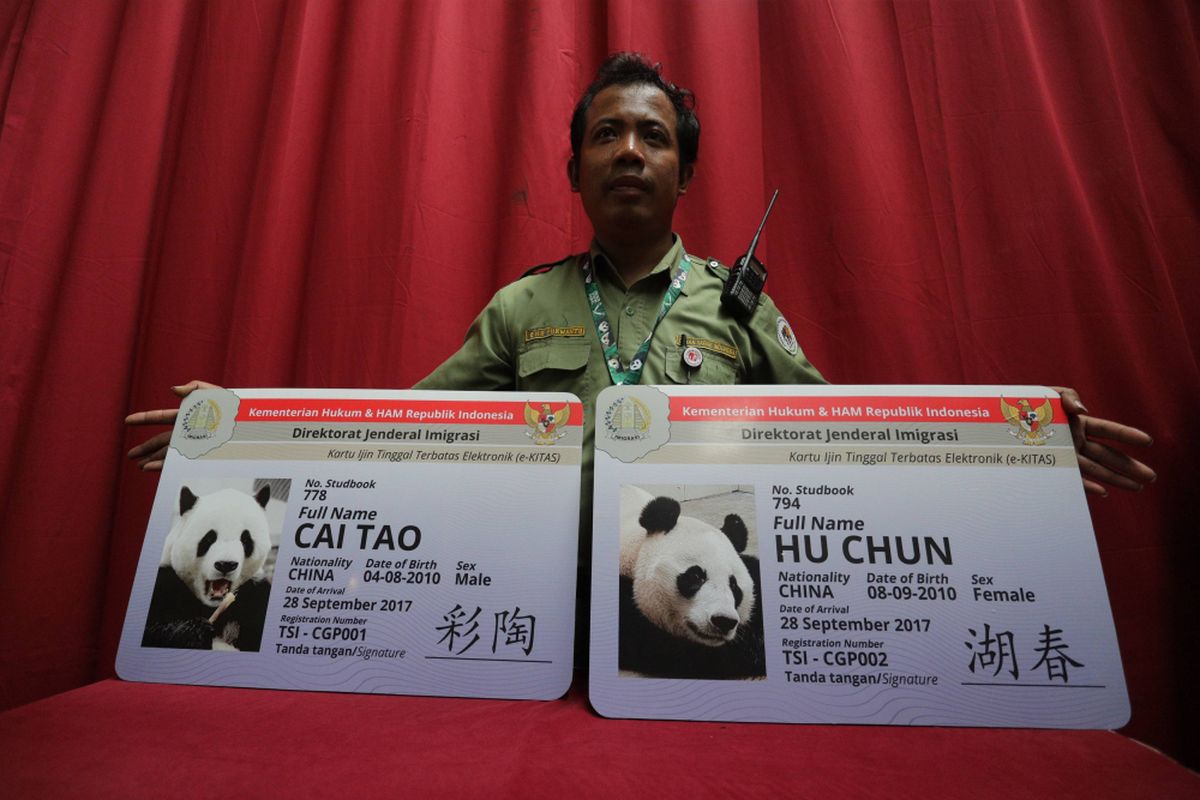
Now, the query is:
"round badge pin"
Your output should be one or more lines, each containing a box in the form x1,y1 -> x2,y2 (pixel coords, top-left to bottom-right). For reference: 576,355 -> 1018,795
683,346 -> 704,368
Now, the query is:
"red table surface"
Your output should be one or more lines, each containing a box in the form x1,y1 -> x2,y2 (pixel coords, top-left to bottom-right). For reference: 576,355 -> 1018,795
1,679 -> 1196,799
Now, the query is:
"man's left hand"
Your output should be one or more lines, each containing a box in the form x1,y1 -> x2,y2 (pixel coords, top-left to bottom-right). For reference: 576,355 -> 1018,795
1055,387 -> 1156,497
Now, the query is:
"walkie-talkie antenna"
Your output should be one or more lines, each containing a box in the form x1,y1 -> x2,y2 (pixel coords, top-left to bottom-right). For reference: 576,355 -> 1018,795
742,189 -> 779,266
720,189 -> 779,319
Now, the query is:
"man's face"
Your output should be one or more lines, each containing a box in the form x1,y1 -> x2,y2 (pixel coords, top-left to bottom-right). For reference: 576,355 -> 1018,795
569,83 -> 693,244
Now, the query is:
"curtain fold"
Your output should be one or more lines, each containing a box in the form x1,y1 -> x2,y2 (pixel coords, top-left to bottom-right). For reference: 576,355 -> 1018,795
1,0 -> 1195,765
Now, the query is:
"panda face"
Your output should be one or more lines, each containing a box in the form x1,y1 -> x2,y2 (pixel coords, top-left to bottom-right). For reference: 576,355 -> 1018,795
164,485 -> 272,608
631,512 -> 756,648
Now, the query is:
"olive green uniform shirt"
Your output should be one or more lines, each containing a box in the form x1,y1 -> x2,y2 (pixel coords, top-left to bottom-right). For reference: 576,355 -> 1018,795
415,237 -> 826,517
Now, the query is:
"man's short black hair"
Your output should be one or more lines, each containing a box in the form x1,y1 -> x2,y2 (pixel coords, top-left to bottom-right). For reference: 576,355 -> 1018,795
570,52 -> 700,169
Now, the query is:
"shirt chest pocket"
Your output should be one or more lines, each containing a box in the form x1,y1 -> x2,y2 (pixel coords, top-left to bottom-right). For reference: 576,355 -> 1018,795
517,339 -> 593,393
663,345 -> 740,385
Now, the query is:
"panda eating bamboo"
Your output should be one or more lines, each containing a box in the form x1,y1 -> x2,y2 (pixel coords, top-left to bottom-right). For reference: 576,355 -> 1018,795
142,485 -> 274,651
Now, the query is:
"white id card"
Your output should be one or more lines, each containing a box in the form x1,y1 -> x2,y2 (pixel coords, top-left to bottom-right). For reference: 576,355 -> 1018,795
118,389 -> 582,700
589,384 -> 1128,728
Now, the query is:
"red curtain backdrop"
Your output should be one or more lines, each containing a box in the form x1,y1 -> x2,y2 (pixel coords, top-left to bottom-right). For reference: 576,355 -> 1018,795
1,0 -> 1196,765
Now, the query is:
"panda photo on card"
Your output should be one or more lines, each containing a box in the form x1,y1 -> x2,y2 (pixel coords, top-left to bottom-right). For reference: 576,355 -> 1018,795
618,484 -> 766,680
142,477 -> 288,652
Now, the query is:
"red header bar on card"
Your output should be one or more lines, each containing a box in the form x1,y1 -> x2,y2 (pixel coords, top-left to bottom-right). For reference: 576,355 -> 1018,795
668,396 -> 1064,423
237,399 -> 583,425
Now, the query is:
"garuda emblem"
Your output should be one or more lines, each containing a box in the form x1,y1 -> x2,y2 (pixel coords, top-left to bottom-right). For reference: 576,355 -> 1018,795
999,396 -> 1055,446
525,402 -> 571,445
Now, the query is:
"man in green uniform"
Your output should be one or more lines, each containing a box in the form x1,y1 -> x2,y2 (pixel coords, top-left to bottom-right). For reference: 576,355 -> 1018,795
414,54 -> 824,490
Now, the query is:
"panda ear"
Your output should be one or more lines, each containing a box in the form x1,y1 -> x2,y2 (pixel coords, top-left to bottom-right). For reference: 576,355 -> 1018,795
179,486 -> 198,515
640,497 -> 680,534
722,514 -> 749,553
255,484 -> 271,508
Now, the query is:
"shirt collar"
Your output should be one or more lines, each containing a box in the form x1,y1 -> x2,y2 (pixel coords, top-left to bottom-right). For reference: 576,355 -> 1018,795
588,236 -> 690,293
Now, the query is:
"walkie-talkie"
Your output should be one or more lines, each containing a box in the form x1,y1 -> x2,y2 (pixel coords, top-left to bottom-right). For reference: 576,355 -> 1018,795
720,189 -> 779,320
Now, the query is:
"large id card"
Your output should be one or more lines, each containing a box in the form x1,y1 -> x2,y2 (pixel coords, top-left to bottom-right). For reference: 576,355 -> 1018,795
117,389 -> 582,700
589,385 -> 1129,728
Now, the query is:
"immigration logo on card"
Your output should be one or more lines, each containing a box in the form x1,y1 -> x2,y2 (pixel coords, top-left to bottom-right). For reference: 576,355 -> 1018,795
598,387 -> 671,463
175,388 -> 240,458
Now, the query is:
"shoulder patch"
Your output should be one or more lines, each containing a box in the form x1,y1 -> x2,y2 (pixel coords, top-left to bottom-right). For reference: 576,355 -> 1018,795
776,316 -> 799,356
520,255 -> 573,278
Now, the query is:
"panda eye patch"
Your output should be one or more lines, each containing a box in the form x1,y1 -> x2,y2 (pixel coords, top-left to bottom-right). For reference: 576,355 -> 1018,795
676,566 -> 706,598
241,530 -> 255,558
729,576 -> 744,607
197,530 -> 217,557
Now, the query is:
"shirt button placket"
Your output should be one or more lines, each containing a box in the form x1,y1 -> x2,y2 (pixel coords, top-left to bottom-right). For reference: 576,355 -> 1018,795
621,302 -> 643,362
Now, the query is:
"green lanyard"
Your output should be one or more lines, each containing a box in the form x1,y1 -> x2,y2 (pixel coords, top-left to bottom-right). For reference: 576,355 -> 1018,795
580,251 -> 692,386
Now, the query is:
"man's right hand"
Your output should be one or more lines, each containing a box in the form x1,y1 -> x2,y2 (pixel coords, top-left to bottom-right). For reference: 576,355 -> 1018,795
126,380 -> 219,471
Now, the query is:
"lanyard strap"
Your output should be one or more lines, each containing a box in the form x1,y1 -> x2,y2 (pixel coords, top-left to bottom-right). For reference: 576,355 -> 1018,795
580,251 -> 691,386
